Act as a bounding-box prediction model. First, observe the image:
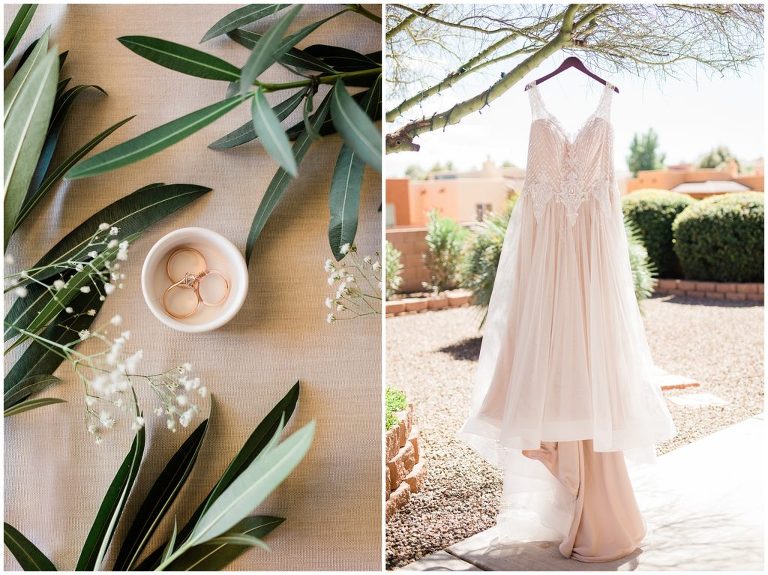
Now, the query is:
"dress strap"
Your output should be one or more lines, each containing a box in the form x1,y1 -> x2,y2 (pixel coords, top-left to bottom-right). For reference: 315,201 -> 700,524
527,81 -> 548,120
594,81 -> 614,120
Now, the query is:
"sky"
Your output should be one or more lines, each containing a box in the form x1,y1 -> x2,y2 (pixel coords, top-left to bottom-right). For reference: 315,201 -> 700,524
386,49 -> 764,177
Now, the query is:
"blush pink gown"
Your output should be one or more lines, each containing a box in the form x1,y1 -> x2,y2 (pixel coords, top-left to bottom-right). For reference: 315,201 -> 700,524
458,80 -> 676,562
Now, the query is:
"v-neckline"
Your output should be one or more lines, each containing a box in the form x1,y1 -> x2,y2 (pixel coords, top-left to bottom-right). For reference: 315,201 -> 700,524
530,81 -> 612,145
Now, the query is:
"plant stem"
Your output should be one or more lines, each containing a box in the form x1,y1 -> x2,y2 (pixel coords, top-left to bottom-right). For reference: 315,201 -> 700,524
257,67 -> 381,92
348,4 -> 381,24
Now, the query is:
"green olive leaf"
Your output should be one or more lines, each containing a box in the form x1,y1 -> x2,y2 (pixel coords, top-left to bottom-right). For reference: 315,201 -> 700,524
119,36 -> 241,82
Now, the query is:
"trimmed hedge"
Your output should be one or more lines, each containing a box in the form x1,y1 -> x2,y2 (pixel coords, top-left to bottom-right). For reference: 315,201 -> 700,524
622,189 -> 695,277
672,192 -> 764,282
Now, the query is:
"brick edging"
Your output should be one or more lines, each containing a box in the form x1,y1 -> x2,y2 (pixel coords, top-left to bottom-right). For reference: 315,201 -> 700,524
385,289 -> 473,317
385,404 -> 427,522
655,279 -> 764,302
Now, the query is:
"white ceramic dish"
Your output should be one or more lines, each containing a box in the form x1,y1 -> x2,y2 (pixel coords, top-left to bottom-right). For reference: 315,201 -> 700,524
141,228 -> 248,332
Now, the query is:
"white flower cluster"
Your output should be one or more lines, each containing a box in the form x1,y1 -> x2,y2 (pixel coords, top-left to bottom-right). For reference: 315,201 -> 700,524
5,224 -> 206,443
324,243 -> 382,323
76,318 -> 205,443
5,222 -> 128,305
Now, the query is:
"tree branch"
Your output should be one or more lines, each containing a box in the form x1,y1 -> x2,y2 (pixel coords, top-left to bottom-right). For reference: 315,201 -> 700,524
390,3 -> 518,35
387,4 -> 581,153
385,6 -> 572,122
387,4 -> 435,40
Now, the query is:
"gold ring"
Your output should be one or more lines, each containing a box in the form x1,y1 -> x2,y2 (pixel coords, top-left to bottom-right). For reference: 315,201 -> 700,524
196,269 -> 230,307
162,273 -> 202,319
166,247 -> 207,284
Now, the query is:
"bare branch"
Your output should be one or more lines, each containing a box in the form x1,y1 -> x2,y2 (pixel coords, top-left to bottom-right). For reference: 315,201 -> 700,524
385,3 -> 764,153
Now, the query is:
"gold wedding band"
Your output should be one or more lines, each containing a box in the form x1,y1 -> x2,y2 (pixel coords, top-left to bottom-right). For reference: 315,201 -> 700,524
196,269 -> 230,307
166,247 -> 207,284
163,273 -> 202,319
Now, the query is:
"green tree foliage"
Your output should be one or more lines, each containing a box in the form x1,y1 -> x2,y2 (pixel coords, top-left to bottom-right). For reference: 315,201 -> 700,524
698,145 -> 740,170
626,128 -> 666,176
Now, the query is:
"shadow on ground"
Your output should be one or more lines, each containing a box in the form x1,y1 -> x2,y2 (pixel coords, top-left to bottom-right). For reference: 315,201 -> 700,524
437,337 -> 483,361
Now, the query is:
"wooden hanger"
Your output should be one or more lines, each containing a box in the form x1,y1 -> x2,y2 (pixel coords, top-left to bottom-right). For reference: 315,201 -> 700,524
525,56 -> 620,93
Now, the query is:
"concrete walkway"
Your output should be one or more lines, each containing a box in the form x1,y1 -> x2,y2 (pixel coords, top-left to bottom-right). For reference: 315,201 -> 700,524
401,415 -> 764,571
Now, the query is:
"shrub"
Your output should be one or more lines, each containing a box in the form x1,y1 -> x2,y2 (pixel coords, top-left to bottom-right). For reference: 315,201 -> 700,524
672,192 -> 764,282
462,197 -> 518,311
423,209 -> 469,291
385,241 -> 404,298
625,218 -> 657,302
385,387 -> 407,430
622,189 -> 695,277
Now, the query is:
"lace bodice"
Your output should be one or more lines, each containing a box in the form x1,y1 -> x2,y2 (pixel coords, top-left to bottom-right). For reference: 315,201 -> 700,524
523,81 -> 615,226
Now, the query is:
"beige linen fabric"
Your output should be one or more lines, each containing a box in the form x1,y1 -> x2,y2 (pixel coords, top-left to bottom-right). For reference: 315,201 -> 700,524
4,4 -> 382,571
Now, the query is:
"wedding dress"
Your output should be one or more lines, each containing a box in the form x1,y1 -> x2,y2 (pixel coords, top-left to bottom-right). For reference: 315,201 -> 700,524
458,80 -> 676,561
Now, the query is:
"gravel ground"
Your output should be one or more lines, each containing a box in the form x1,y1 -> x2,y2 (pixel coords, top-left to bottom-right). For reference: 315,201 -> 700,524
385,295 -> 764,569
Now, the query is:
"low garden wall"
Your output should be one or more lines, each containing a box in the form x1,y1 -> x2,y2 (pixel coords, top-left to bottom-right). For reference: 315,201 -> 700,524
385,404 -> 426,521
655,279 -> 763,301
386,227 -> 431,293
385,289 -> 472,316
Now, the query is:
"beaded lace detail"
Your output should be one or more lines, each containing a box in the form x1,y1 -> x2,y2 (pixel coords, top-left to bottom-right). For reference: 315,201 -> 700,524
523,81 -> 614,226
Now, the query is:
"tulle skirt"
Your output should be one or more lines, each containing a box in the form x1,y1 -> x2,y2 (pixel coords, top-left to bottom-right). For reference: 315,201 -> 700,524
458,189 -> 676,559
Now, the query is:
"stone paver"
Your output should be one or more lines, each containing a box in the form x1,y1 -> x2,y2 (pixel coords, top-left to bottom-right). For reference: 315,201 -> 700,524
401,416 -> 764,571
400,550 -> 481,571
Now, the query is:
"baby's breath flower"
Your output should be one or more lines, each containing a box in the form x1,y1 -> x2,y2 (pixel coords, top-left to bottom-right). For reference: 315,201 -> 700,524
13,286 -> 28,298
109,226 -> 119,236
75,263 -> 84,272
78,329 -> 91,341
104,283 -> 115,295
65,307 -> 74,313
53,279 -> 66,290
110,315 -> 122,326
4,254 -> 14,265
80,286 -> 91,293
179,410 -> 193,428
87,309 -> 97,316
107,239 -> 118,249
117,241 -> 129,261
324,259 -> 335,273
99,410 -> 115,428
323,244 -> 380,325
88,250 -> 98,259
98,223 -> 110,231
